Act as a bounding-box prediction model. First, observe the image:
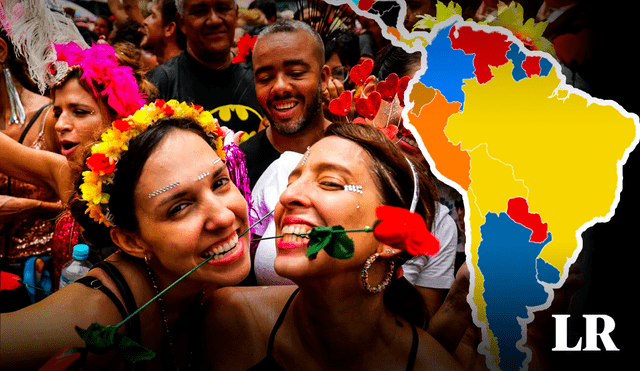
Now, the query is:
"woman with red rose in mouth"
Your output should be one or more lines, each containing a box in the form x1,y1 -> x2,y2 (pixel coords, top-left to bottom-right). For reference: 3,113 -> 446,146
202,123 -> 461,371
1,100 -> 253,370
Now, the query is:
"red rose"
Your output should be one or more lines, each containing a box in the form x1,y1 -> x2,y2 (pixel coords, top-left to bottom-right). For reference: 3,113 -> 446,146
373,205 -> 440,257
87,153 -> 116,175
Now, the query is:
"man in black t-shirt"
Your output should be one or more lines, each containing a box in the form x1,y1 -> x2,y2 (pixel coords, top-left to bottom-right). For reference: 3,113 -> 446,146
147,0 -> 263,133
240,20 -> 330,189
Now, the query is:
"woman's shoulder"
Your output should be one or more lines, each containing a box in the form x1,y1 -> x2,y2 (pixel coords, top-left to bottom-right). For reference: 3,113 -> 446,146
202,286 -> 298,370
413,325 -> 463,371
208,285 -> 297,325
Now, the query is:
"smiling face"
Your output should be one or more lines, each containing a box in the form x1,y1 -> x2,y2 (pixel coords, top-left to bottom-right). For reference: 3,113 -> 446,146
53,76 -> 107,169
132,129 -> 250,286
178,0 -> 236,64
141,1 -> 165,52
273,136 -> 383,281
252,29 -> 328,135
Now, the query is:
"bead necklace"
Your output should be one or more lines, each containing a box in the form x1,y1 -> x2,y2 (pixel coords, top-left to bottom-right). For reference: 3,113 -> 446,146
144,262 -> 205,371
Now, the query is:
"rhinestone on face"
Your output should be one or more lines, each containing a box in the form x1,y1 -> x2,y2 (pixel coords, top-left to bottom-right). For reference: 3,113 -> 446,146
148,182 -> 180,198
195,171 -> 210,181
344,184 -> 363,194
301,146 -> 311,166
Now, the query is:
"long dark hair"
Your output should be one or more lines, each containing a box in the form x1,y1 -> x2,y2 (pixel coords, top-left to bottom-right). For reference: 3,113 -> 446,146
324,123 -> 438,328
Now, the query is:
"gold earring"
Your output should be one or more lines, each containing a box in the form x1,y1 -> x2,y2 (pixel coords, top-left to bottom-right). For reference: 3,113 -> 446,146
361,253 -> 395,294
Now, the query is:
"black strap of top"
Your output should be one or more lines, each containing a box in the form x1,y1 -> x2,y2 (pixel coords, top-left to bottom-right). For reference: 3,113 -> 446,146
18,103 -> 50,144
75,275 -> 130,324
406,323 -> 419,371
266,288 -> 300,356
5,103 -> 50,199
264,288 -> 418,370
74,260 -> 143,371
93,261 -> 141,343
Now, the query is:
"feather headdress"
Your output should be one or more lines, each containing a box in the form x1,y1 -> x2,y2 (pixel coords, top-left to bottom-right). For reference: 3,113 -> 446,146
0,0 -> 88,93
52,41 -> 146,118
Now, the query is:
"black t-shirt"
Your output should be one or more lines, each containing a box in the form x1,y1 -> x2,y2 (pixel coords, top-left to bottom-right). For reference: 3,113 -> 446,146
239,129 -> 281,190
147,51 -> 263,133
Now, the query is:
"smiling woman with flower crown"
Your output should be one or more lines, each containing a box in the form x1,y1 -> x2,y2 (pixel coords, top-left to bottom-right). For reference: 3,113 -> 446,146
0,99 -> 253,371
202,123 -> 461,371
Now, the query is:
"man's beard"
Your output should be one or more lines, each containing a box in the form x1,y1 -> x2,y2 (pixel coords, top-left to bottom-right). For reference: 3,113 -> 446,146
267,85 -> 323,135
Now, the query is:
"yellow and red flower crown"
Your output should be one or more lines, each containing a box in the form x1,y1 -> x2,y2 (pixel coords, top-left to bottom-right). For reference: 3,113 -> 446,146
79,99 -> 226,227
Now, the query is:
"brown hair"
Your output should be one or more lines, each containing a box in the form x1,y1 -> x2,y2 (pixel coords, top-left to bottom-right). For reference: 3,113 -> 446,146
324,123 -> 439,328
324,123 -> 437,228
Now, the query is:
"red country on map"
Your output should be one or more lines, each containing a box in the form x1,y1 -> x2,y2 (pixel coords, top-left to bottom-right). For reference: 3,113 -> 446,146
506,197 -> 548,243
449,25 -> 513,84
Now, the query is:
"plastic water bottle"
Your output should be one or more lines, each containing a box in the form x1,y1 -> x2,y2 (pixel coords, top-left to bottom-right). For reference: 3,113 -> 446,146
59,244 -> 92,290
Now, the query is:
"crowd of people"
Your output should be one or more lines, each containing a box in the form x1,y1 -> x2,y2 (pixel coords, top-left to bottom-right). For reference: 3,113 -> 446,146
0,0 -> 607,370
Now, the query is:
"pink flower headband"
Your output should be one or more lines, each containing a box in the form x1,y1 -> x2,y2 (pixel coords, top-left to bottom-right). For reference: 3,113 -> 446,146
50,42 -> 146,118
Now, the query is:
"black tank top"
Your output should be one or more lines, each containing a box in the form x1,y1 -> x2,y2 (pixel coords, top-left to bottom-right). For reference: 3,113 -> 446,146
248,288 -> 419,371
75,260 -> 143,371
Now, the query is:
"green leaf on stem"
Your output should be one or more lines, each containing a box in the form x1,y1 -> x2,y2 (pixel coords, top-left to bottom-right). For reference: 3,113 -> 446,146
75,323 -> 155,362
305,225 -> 354,260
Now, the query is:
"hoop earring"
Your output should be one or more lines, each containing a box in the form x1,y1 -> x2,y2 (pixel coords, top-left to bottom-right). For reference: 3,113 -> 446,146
144,254 -> 151,265
361,253 -> 395,294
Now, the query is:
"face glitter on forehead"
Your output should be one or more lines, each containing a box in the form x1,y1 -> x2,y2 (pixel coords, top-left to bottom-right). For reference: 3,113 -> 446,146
301,146 -> 311,166
148,182 -> 180,198
194,158 -> 222,181
150,158 -> 224,198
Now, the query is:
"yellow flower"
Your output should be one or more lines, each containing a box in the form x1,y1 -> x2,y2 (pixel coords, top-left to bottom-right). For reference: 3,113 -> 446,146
91,129 -> 129,158
86,204 -> 111,226
80,181 -> 103,205
131,108 -> 154,128
82,170 -> 100,185
199,111 -> 218,132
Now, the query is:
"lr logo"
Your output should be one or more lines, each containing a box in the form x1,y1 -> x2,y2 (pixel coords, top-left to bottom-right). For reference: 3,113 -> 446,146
552,314 -> 620,351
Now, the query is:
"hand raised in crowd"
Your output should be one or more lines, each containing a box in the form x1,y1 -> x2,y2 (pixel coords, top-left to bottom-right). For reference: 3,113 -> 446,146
322,76 -> 352,124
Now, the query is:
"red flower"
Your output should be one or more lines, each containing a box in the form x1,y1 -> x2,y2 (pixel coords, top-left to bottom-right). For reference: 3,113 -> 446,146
373,205 -> 440,257
87,153 -> 116,175
154,99 -> 174,114
113,119 -> 131,132
162,104 -> 174,115
1,271 -> 22,291
232,34 -> 258,64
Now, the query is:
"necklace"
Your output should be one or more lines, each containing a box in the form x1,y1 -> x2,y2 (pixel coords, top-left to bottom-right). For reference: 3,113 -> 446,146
144,262 -> 205,371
